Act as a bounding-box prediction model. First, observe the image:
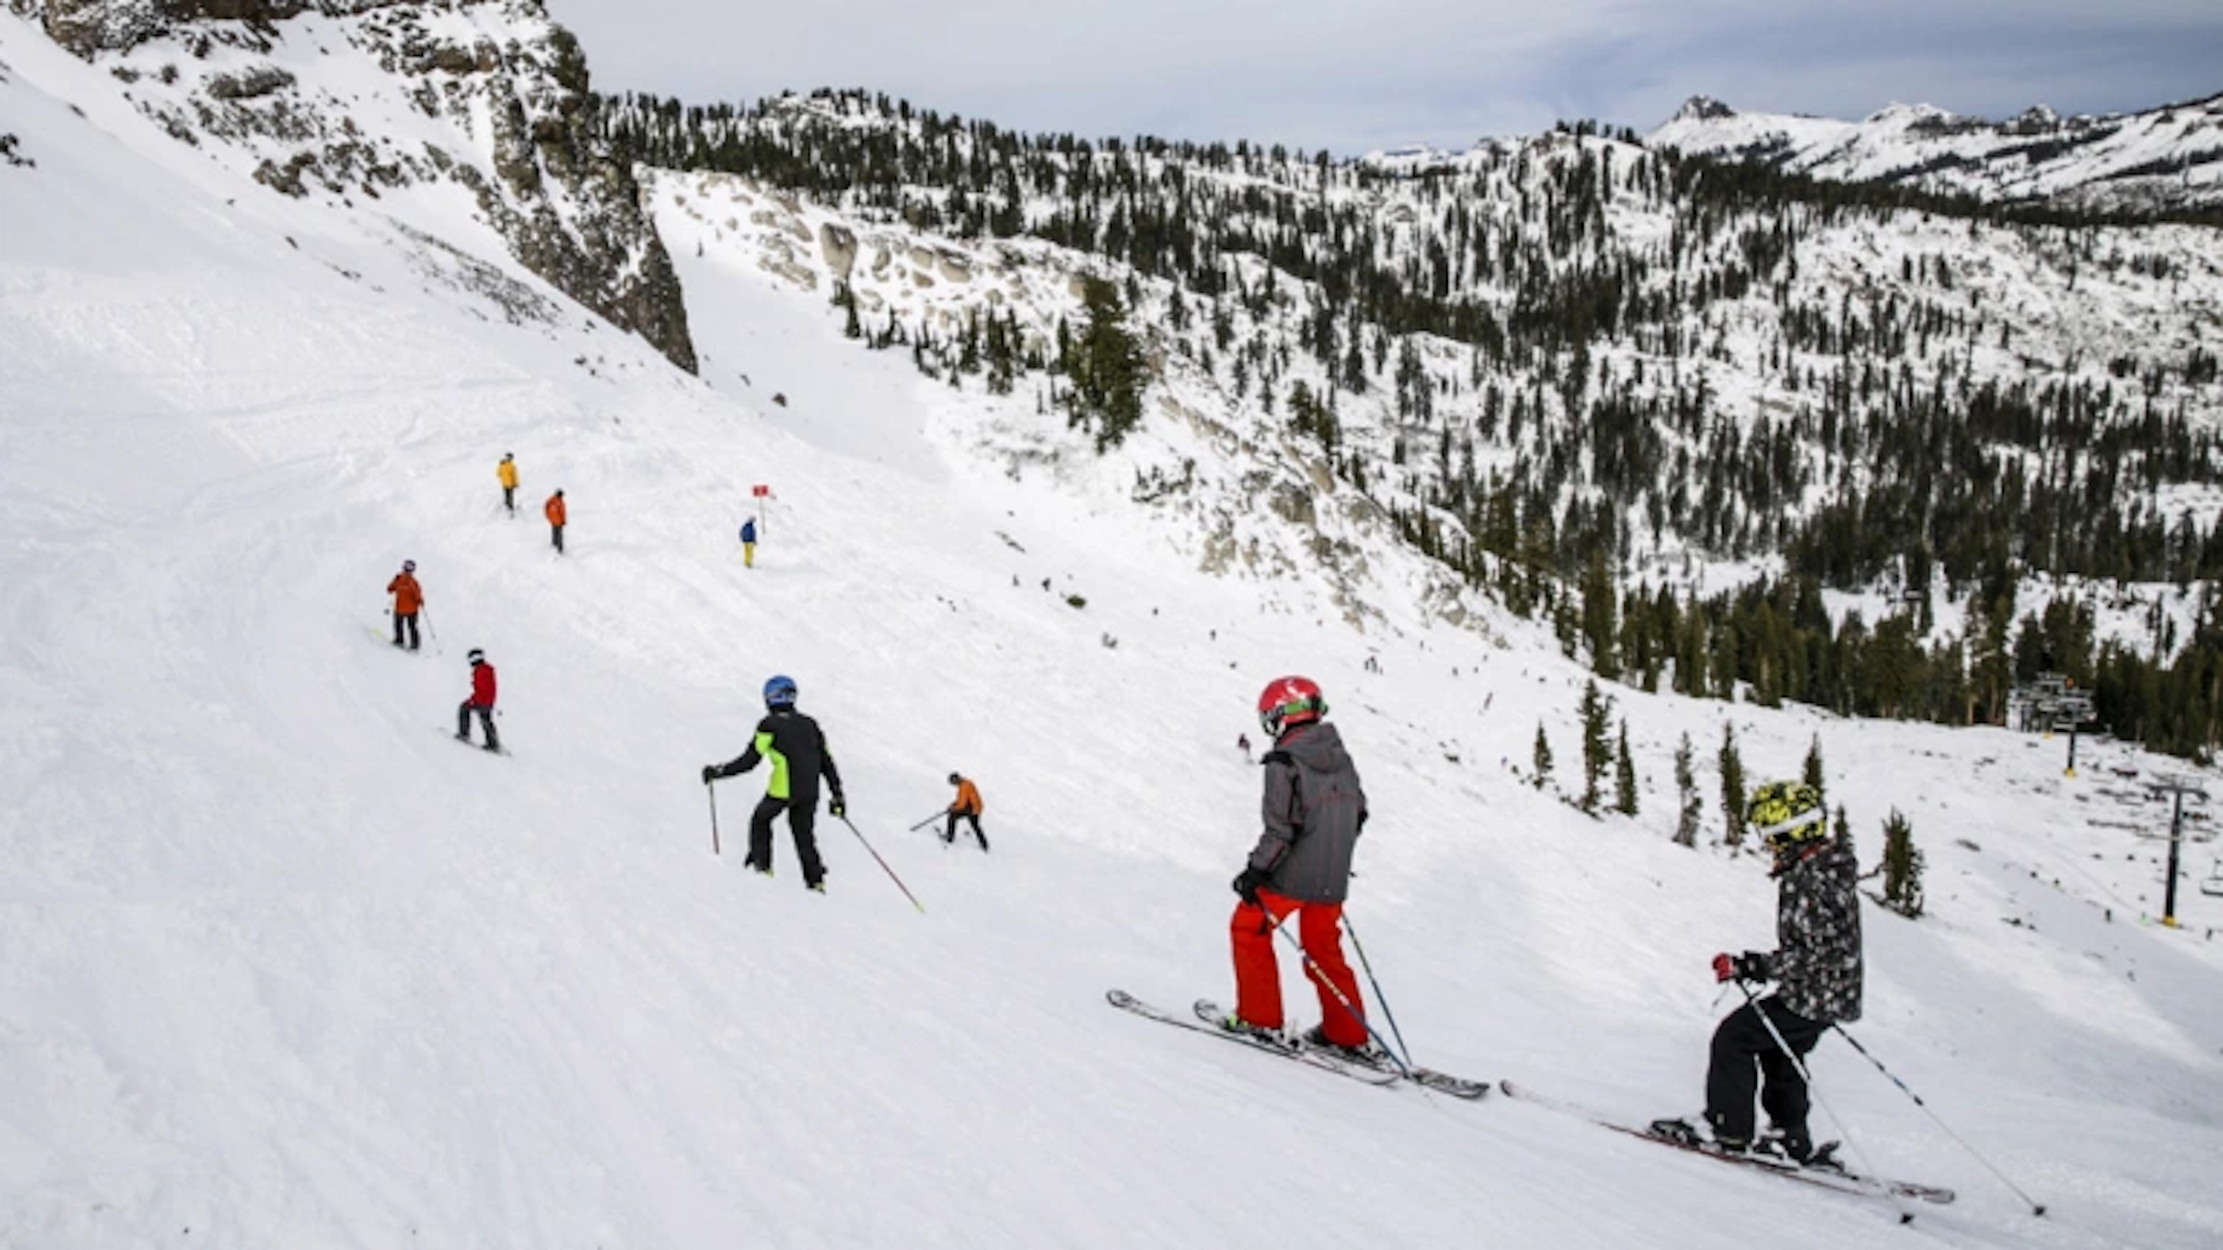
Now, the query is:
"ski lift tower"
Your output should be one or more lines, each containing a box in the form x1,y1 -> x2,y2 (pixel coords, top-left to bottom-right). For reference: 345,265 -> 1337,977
2012,671 -> 2068,734
2057,684 -> 2097,778
2146,776 -> 2208,928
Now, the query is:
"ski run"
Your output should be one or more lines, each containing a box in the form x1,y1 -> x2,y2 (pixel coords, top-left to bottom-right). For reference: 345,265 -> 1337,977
3,6 -> 2222,1248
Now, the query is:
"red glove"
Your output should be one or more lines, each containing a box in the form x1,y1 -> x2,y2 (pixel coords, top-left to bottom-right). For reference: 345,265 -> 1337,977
1712,952 -> 1738,983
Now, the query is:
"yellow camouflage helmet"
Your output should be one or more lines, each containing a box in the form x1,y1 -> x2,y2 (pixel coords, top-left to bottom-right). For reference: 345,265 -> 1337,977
1746,780 -> 1826,852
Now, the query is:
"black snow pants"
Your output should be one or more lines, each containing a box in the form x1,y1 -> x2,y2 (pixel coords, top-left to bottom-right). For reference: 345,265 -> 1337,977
1706,995 -> 1826,1144
944,810 -> 987,850
392,611 -> 420,650
749,795 -> 825,888
456,701 -> 500,751
550,523 -> 565,554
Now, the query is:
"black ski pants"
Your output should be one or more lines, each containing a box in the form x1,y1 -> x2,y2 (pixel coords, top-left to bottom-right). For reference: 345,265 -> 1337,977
550,523 -> 565,554
749,795 -> 825,888
944,810 -> 987,850
1706,995 -> 1826,1144
457,701 -> 500,751
502,486 -> 515,514
392,611 -> 420,650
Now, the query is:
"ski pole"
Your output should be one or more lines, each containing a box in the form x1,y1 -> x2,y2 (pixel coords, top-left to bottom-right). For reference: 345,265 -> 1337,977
1340,910 -> 1413,1068
1735,983 -> 1911,1224
419,605 -> 444,655
838,814 -> 925,913
1830,1023 -> 2047,1216
909,810 -> 946,833
1258,901 -> 1412,1079
707,782 -> 721,856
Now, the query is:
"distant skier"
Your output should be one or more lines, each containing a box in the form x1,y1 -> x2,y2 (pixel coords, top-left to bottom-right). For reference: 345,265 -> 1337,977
386,559 -> 424,651
497,452 -> 519,516
701,675 -> 847,892
740,516 -> 758,568
544,489 -> 567,554
1653,780 -> 1863,1163
1223,676 -> 1372,1054
943,772 -> 986,850
455,648 -> 500,752
1237,732 -> 1252,763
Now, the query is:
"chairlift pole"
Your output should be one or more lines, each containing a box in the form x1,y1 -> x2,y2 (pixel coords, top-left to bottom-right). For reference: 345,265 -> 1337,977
2151,777 -> 2205,928
2165,788 -> 2184,927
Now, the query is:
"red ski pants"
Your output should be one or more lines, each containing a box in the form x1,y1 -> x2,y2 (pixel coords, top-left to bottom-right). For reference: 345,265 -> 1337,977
1231,888 -> 1367,1047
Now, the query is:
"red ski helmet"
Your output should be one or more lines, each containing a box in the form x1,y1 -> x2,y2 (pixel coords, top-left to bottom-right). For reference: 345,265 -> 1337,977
1257,675 -> 1326,737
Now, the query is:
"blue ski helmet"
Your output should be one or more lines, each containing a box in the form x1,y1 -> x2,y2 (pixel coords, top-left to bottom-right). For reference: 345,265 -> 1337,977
763,674 -> 798,709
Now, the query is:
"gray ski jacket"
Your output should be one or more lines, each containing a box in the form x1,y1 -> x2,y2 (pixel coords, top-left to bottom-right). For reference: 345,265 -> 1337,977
1767,837 -> 1865,1024
1245,722 -> 1368,904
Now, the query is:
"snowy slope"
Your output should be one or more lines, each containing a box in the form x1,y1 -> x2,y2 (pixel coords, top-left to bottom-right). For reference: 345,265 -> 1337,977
629,92 -> 2223,675
1651,93 -> 2223,214
5,15 -> 2223,1250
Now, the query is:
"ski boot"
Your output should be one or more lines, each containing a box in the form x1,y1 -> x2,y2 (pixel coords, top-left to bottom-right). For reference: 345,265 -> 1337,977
1299,1024 -> 1390,1067
1647,1117 -> 1706,1148
1217,1015 -> 1293,1048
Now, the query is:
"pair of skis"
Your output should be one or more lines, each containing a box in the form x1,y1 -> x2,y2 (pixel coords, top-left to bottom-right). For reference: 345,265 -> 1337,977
1106,990 -> 1952,1212
1105,990 -> 1490,1099
1495,1082 -> 1954,1210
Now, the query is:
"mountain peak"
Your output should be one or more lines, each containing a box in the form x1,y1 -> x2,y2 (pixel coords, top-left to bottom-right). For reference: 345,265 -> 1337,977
1671,95 -> 1736,123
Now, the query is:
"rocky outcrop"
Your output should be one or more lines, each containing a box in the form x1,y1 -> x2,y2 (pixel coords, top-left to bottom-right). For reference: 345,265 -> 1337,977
10,0 -> 697,372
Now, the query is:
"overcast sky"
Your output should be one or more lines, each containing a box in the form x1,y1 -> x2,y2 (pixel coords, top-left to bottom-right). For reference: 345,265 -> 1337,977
545,0 -> 2223,154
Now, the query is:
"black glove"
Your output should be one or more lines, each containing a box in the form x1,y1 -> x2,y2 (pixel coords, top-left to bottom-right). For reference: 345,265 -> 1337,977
1736,951 -> 1773,983
1232,865 -> 1271,907
701,765 -> 719,785
829,795 -> 847,818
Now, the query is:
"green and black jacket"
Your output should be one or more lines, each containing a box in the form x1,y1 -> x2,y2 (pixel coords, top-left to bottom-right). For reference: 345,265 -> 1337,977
713,708 -> 844,804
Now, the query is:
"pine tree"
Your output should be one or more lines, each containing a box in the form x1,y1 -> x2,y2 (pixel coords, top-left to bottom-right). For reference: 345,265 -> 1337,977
1673,732 -> 1701,846
1718,721 -> 1747,851
1880,808 -> 1925,917
1579,680 -> 1613,813
1581,549 -> 1618,676
1532,722 -> 1555,791
1066,276 -> 1147,451
1614,721 -> 1639,816
1802,733 -> 1825,806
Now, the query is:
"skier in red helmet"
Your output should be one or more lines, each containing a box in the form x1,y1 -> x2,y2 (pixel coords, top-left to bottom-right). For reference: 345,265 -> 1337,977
1223,675 -> 1373,1053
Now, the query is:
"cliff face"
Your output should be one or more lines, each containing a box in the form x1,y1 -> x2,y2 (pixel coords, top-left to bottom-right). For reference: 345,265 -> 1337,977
11,0 -> 696,372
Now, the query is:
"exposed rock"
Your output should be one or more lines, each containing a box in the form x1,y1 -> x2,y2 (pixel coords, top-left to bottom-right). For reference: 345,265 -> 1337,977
817,221 -> 856,280
1267,480 -> 1315,528
204,63 -> 291,99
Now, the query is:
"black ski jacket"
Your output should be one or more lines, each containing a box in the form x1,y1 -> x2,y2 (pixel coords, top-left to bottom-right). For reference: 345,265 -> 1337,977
713,708 -> 844,805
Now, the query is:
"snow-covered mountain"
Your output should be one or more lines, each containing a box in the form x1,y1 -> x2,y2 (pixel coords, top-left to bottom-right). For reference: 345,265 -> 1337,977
6,9 -> 2223,1248
612,90 -> 2223,720
1651,92 -> 2223,215
5,0 -> 695,369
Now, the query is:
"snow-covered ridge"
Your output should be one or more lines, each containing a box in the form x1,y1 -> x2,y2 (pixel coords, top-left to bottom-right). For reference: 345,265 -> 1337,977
617,90 -> 2223,667
647,166 -> 1499,641
6,0 -> 696,368
1651,92 -> 2223,214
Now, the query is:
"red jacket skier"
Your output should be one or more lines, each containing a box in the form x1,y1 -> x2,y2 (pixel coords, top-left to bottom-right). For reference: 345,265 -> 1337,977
1225,675 -> 1372,1052
456,648 -> 500,752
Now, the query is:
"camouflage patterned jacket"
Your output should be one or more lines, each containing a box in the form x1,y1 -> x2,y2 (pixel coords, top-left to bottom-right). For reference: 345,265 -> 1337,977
1767,837 -> 1864,1024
